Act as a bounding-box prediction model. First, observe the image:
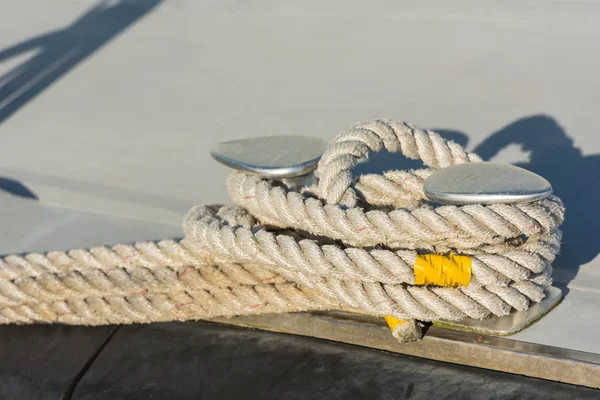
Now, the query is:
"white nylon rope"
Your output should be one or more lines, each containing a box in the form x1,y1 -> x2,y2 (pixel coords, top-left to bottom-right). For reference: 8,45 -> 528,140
0,119 -> 564,342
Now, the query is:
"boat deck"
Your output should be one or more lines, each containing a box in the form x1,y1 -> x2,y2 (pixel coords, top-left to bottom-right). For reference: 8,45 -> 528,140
1,1 -> 599,397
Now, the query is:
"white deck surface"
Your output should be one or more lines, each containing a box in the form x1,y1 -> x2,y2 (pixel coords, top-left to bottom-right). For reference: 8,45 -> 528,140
1,1 -> 599,354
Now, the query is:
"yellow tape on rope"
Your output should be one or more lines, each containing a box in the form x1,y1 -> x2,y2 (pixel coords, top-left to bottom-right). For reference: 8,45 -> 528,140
414,253 -> 472,287
384,315 -> 406,331
385,253 -> 472,334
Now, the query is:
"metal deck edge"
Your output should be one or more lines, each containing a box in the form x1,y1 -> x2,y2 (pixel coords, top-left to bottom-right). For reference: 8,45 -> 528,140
211,311 -> 600,389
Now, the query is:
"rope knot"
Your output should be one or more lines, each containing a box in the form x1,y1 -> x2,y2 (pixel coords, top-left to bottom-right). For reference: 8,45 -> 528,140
0,119 -> 563,345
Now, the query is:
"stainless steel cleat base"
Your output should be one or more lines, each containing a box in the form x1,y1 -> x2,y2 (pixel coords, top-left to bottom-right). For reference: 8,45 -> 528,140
435,285 -> 563,335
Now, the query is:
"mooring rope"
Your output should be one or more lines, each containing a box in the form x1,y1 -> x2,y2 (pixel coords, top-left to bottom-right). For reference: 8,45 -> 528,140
0,120 -> 564,342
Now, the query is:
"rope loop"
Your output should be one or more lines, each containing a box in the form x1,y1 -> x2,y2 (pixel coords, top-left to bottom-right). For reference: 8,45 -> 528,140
317,119 -> 482,206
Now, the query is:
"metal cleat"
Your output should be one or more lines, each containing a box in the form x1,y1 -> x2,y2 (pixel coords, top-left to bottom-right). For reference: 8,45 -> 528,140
211,135 -> 327,190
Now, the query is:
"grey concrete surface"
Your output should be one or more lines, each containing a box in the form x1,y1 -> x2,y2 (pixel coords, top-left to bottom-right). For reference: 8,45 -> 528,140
0,0 -> 599,377
0,191 -> 180,255
1,1 -> 599,223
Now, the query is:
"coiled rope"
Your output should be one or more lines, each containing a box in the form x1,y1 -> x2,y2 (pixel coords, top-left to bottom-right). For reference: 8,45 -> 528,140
0,120 -> 564,342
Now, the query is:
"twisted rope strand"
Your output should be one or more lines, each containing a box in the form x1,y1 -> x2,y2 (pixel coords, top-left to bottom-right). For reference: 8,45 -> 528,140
0,119 -> 564,342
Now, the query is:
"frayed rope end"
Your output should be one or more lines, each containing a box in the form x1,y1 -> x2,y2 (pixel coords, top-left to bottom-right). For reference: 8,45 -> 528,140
385,316 -> 424,343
